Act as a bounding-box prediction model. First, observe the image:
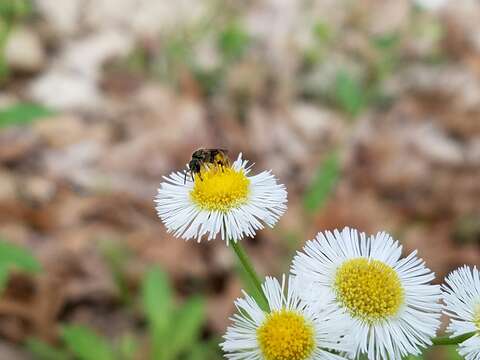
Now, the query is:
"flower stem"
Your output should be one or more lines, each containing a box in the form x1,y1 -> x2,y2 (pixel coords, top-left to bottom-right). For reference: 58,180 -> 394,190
432,332 -> 476,346
230,240 -> 269,311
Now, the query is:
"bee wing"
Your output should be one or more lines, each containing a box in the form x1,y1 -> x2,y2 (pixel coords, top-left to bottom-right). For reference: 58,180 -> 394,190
216,149 -> 229,157
204,148 -> 228,153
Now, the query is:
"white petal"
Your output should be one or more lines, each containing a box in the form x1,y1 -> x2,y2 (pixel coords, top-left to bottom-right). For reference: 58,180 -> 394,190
291,227 -> 442,360
154,154 -> 287,242
221,275 -> 353,359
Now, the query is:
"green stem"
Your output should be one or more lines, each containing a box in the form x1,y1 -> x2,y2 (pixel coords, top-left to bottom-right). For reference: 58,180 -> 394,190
432,332 -> 476,346
230,240 -> 269,311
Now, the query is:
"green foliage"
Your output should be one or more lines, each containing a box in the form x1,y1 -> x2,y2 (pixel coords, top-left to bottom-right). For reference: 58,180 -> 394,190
0,0 -> 32,81
116,334 -> 138,360
61,325 -> 116,360
303,152 -> 340,213
28,329 -> 140,360
142,266 -> 173,359
170,296 -> 205,356
312,21 -> 331,43
165,37 -> 192,62
0,0 -> 32,21
333,71 -> 366,118
192,67 -> 224,97
151,34 -> 194,85
0,19 -> 9,80
372,33 -> 400,51
27,263 -> 214,359
122,46 -> 150,74
0,103 -> 54,128
0,239 -> 41,292
101,241 -> 133,304
371,33 -> 401,83
218,22 -> 250,62
142,266 -> 207,360
186,338 -> 222,360
25,338 -> 69,360
0,240 -> 41,273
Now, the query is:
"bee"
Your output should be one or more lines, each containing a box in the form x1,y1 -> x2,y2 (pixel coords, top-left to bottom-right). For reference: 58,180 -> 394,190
184,148 -> 230,183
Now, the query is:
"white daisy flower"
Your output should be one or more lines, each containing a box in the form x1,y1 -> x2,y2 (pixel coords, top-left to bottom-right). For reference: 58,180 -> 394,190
443,266 -> 480,360
154,153 -> 287,243
221,275 -> 353,360
291,227 -> 442,360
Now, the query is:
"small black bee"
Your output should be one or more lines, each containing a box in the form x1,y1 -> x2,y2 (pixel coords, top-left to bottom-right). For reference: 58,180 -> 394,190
184,148 -> 230,183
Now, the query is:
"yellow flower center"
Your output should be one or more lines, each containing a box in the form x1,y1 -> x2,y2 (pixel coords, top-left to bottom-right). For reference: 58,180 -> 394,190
257,309 -> 315,360
334,258 -> 404,323
474,303 -> 480,332
190,166 -> 250,212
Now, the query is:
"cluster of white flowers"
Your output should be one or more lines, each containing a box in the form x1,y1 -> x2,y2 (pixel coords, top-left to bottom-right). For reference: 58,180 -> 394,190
155,152 -> 480,360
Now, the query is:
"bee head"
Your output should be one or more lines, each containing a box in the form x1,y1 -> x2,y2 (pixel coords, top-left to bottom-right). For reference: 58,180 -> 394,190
188,159 -> 201,173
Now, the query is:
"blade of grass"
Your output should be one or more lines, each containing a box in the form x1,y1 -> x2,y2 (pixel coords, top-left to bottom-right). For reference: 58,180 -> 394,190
0,239 -> 41,292
61,325 -> 115,360
303,151 -> 340,213
141,266 -> 173,359
0,103 -> 54,127
334,71 -> 365,118
25,338 -> 69,360
169,296 -> 205,359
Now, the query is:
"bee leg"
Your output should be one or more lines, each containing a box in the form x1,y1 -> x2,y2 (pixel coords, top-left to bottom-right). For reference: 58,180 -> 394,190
221,161 -> 227,171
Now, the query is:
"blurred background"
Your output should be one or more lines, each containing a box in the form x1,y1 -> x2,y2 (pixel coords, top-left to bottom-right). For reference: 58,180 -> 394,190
0,0 -> 479,359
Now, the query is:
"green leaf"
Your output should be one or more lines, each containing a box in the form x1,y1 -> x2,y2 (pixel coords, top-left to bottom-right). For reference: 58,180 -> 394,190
142,266 -> 172,330
116,334 -> 138,360
165,37 -> 191,62
25,338 -> 70,360
0,263 -> 10,292
0,240 -> 41,273
313,21 -> 331,43
100,241 -> 132,304
218,22 -> 250,61
185,344 -> 215,360
61,325 -> 115,360
193,68 -> 223,97
333,71 -> 365,118
0,0 -> 32,21
141,266 -> 172,359
0,19 -> 10,82
0,240 -> 41,291
0,103 -> 54,127
303,152 -> 340,213
169,296 -> 205,358
184,337 -> 221,360
372,33 -> 400,51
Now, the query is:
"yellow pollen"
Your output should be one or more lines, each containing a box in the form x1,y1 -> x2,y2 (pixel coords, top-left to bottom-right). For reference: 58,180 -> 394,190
257,309 -> 315,360
190,166 -> 249,212
334,258 -> 404,323
474,303 -> 480,332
